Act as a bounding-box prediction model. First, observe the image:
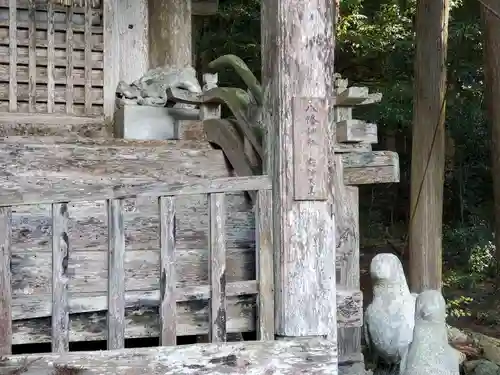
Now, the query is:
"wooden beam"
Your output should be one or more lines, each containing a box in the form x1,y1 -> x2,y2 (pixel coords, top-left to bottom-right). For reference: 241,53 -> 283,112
336,119 -> 378,144
192,0 -> 218,15
0,339 -> 338,374
342,151 -> 400,185
261,0 -> 338,343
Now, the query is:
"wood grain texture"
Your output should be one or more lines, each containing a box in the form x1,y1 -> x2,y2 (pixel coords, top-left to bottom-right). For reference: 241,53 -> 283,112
292,97 -> 328,201
341,151 -> 400,185
262,0 -> 337,338
51,203 -> 70,353
331,77 -> 362,361
203,118 -> 258,202
255,189 -> 274,340
103,0 -> 119,120
147,0 -> 192,69
116,0 -> 148,82
0,338 -> 339,375
8,0 -> 16,111
0,207 -> 12,355
0,137 -> 272,206
66,5 -> 74,114
107,198 -> 126,349
409,0 -> 449,292
27,0 -> 36,112
159,196 -> 176,346
200,73 -> 221,120
46,1 -> 55,113
84,0 -> 93,114
208,193 -> 227,342
336,120 -> 377,144
333,155 -> 362,358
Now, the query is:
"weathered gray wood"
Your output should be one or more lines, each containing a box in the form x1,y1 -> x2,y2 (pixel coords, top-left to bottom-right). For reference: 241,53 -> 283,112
332,77 -> 363,361
107,198 -> 126,349
103,0 -> 119,120
334,86 -> 382,106
292,97 -> 328,200
341,151 -> 400,185
333,157 -> 362,358
262,0 -> 337,339
46,1 -> 55,113
0,114 -> 108,137
8,0 -> 17,111
0,207 -> 12,355
0,338 -> 339,374
84,0 -> 93,114
0,18 -> 103,33
208,193 -> 227,342
51,203 -> 70,353
66,5 -> 74,114
27,0 -> 36,112
200,73 -> 221,120
256,189 -> 274,340
0,174 -> 270,207
0,137 -> 271,206
10,289 -> 360,349
203,118 -> 258,202
336,120 -> 377,144
159,196 -> 176,346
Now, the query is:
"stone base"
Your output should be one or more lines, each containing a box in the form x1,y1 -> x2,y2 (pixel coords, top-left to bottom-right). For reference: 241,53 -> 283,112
114,104 -> 178,140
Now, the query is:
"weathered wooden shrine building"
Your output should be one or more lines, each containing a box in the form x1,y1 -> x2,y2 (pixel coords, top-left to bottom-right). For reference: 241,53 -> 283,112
0,0 -> 216,129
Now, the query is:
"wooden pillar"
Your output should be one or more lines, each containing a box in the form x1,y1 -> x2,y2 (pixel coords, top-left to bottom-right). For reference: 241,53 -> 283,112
409,0 -> 449,292
148,0 -> 192,68
261,0 -> 338,343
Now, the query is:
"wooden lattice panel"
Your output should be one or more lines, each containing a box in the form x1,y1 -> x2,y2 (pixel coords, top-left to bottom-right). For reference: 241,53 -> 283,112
0,0 -> 103,116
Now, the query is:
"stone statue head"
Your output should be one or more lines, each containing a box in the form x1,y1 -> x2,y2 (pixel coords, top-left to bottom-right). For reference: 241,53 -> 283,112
415,290 -> 446,323
370,253 -> 406,285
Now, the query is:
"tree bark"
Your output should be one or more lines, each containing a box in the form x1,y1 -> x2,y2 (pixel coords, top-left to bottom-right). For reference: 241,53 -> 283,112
409,0 -> 450,292
480,4 -> 500,286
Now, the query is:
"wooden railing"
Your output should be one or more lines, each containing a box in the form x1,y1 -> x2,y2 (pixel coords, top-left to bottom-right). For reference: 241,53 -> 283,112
0,175 -> 274,354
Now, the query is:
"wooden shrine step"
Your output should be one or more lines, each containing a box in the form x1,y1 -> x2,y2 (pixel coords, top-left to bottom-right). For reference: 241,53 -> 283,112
0,338 -> 344,374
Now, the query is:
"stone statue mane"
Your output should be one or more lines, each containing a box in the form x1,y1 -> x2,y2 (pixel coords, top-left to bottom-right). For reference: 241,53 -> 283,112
116,66 -> 202,107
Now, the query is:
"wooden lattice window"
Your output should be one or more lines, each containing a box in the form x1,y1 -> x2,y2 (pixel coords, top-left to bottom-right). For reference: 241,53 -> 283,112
0,0 -> 104,116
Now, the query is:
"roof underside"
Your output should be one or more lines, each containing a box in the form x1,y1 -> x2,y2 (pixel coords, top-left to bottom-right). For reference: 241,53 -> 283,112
47,0 -> 219,15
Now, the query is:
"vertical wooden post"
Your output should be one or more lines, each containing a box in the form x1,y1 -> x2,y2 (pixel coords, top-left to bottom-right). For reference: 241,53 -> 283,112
103,0 -> 119,122
409,0 -> 449,292
208,192 -> 227,343
159,196 -> 177,346
51,203 -> 70,353
148,0 -> 192,69
0,207 -> 12,355
261,0 -> 338,346
27,0 -> 36,113
8,0 -> 17,112
107,198 -> 126,350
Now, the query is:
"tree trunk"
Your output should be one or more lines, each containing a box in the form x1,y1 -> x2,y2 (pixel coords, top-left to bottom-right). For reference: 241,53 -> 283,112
409,0 -> 450,292
480,4 -> 500,286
